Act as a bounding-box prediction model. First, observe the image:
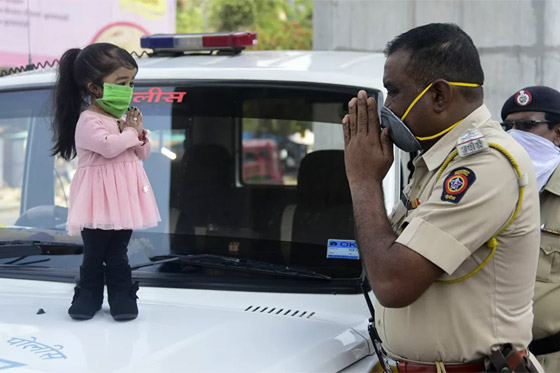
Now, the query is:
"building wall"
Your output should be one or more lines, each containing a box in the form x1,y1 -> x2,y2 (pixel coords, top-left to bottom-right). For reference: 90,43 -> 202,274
313,0 -> 558,119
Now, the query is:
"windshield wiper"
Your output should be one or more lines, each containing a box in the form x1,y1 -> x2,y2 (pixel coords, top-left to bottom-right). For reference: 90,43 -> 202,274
0,240 -> 83,259
0,258 -> 51,267
140,254 -> 331,280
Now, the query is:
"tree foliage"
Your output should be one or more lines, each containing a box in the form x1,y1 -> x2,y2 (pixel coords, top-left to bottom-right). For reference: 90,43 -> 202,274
177,0 -> 206,33
176,0 -> 312,50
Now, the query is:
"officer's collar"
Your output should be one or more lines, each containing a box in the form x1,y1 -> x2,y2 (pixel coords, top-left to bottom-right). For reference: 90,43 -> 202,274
416,104 -> 492,171
543,165 -> 560,195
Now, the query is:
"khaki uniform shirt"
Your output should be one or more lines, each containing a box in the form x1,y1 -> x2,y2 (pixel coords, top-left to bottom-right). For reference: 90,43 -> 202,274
533,166 -> 560,341
375,105 -> 540,363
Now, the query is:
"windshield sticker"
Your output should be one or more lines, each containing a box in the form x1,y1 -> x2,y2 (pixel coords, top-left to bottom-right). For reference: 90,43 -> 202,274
132,87 -> 187,103
327,239 -> 359,260
0,359 -> 26,370
6,337 -> 67,360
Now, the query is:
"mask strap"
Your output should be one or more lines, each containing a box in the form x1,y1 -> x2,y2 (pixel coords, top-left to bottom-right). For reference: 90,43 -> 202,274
401,81 -> 482,121
416,119 -> 463,141
403,81 -> 482,141
401,82 -> 434,121
448,82 -> 482,88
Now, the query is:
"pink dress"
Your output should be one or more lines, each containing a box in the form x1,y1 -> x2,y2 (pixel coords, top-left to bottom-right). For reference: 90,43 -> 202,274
66,110 -> 161,236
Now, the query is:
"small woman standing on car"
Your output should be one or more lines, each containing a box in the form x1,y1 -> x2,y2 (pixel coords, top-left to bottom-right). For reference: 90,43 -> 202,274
51,43 -> 160,321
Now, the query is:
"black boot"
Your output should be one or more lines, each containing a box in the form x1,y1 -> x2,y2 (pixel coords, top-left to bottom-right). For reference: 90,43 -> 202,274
105,264 -> 139,321
68,265 -> 104,320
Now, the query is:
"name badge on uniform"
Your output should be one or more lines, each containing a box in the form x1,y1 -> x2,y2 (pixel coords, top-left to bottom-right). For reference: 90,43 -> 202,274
457,129 -> 488,157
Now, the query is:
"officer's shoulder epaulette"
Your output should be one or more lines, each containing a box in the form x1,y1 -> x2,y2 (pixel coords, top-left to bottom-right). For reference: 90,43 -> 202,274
455,129 -> 489,158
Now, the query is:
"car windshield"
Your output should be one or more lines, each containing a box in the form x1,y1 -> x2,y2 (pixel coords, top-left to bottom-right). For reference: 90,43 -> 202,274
0,81 -> 379,292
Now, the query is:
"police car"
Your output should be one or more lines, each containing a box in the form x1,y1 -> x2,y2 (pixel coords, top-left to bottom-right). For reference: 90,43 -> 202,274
0,32 -> 400,372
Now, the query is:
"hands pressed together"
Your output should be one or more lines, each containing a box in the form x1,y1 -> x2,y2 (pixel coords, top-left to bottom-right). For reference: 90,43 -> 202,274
343,90 -> 394,185
118,106 -> 144,137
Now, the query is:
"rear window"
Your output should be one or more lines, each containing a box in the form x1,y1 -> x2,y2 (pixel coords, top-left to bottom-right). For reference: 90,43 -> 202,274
0,82 -> 380,286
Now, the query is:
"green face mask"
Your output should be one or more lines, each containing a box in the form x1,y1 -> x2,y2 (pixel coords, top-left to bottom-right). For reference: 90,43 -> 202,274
95,83 -> 133,118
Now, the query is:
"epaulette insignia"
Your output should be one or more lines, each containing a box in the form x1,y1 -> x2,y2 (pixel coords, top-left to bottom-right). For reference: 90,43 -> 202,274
441,167 -> 476,203
457,129 -> 488,157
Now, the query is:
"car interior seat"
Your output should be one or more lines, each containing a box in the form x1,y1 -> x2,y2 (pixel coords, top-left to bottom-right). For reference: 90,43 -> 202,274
172,144 -> 252,254
279,150 -> 355,266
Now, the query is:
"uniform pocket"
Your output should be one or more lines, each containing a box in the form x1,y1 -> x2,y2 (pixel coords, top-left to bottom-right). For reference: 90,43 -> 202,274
537,232 -> 560,283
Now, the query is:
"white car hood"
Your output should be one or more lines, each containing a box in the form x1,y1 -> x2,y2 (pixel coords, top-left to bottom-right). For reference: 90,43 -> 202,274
0,278 -> 373,372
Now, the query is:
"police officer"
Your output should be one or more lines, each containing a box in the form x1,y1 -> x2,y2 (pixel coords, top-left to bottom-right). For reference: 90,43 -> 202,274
343,23 -> 542,372
502,86 -> 560,372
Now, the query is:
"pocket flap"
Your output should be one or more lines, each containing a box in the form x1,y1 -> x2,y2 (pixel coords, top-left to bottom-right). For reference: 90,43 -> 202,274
540,232 -> 560,255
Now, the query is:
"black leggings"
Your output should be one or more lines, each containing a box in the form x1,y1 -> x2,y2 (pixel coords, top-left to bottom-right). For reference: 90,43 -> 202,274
81,229 -> 133,267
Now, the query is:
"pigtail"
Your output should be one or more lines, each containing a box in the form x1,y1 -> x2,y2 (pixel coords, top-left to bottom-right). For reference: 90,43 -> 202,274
51,48 -> 84,160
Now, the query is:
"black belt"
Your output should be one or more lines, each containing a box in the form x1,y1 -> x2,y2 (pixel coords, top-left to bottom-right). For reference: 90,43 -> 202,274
529,331 -> 560,355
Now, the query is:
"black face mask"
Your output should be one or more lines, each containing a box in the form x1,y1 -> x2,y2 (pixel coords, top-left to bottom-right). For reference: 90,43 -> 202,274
379,106 -> 422,152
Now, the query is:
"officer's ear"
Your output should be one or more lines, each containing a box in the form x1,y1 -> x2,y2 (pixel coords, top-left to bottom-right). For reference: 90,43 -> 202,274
430,79 -> 453,114
553,124 -> 560,147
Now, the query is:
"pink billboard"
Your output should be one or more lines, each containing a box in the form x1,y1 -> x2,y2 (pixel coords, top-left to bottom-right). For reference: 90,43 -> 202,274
0,0 -> 176,68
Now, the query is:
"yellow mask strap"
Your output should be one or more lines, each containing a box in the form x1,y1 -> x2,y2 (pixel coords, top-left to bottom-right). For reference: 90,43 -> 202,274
400,82 -> 433,121
416,119 -> 463,141
399,81 -> 482,141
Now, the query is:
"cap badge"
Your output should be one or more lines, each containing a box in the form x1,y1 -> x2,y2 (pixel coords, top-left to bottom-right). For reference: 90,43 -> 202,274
515,90 -> 532,106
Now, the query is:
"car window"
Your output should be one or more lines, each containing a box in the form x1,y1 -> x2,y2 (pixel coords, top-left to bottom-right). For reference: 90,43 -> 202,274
0,118 -> 28,226
0,89 -> 49,226
0,83 -> 380,287
240,88 -> 347,186
242,119 -> 343,185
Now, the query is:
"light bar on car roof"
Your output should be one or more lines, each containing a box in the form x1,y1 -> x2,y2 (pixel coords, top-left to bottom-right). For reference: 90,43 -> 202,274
140,32 -> 258,54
